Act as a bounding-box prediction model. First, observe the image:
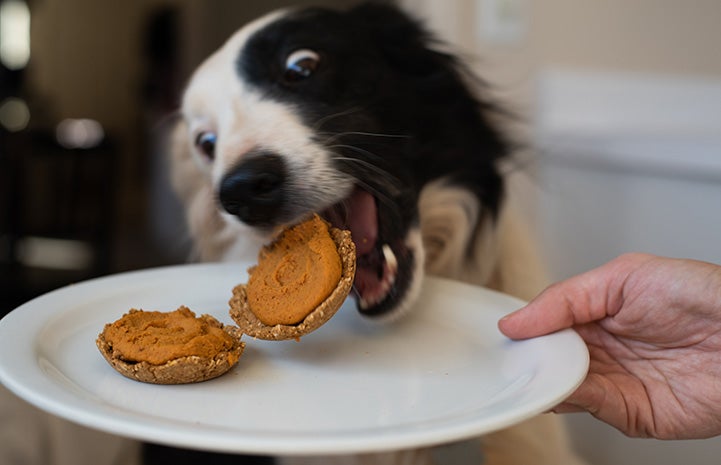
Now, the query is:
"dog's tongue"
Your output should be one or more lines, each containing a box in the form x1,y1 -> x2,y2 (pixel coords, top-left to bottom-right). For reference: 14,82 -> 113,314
343,189 -> 377,256
323,188 -> 377,256
323,188 -> 396,310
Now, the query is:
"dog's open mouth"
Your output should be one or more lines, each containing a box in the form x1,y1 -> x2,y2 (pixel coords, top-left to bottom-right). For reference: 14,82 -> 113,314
321,188 -> 411,317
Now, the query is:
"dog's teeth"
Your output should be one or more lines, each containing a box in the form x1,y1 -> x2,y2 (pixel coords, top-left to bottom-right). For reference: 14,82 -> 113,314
380,280 -> 391,297
382,244 -> 398,272
358,245 -> 398,311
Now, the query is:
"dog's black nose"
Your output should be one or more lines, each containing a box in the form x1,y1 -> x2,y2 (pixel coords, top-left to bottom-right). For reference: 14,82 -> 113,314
219,153 -> 287,226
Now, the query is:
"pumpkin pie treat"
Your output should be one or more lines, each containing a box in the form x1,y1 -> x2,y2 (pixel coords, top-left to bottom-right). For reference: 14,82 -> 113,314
229,214 -> 356,340
97,306 -> 244,384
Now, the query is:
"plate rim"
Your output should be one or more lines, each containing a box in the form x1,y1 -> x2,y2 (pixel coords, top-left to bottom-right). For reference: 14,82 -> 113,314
0,263 -> 589,455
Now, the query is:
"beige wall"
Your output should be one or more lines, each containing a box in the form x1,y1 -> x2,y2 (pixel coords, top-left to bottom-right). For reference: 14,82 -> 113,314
402,0 -> 721,110
25,0 -> 721,163
527,0 -> 721,76
27,0 -> 357,134
29,0 -> 151,134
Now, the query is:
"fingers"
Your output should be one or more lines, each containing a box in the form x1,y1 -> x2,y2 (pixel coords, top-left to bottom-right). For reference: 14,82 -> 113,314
549,403 -> 586,414
547,376 -> 605,416
557,375 -> 653,439
498,253 -> 655,339
498,280 -> 596,339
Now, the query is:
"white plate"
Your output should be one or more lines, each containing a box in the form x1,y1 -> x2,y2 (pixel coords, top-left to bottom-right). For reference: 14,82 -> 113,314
0,263 -> 588,455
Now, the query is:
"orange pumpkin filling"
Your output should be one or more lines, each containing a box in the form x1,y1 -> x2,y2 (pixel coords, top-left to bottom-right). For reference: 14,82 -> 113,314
246,215 -> 342,325
100,306 -> 239,365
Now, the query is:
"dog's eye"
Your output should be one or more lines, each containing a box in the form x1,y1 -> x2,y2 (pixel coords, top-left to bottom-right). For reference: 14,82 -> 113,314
195,131 -> 217,160
284,49 -> 320,82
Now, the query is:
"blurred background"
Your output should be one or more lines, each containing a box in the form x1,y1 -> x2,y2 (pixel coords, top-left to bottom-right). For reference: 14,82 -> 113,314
1,0 -> 720,464
0,0 -> 358,317
403,1 -> 721,465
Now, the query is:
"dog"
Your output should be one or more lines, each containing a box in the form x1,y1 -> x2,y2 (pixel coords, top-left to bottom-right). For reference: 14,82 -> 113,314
171,2 -> 585,465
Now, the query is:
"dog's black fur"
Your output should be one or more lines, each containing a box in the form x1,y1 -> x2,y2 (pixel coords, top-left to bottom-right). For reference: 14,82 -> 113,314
237,2 -> 509,218
180,1 -> 512,319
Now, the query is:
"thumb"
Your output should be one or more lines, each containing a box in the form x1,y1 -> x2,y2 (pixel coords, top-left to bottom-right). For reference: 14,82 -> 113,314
498,254 -> 650,339
498,295 -> 576,340
498,272 -> 615,339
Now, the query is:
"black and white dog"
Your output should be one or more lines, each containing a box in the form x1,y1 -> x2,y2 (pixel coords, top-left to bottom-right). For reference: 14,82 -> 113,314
175,2 -> 512,317
171,2 -> 584,464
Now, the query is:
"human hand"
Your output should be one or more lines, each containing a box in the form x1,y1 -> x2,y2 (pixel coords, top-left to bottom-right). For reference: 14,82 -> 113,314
499,253 -> 721,439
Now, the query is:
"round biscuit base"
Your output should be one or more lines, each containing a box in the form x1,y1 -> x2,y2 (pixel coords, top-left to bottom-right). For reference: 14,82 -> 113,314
96,318 -> 245,385
229,227 -> 356,341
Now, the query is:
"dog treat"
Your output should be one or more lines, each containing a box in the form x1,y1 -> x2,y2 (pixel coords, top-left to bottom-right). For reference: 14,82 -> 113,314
97,306 -> 244,384
248,215 -> 343,325
230,214 -> 355,340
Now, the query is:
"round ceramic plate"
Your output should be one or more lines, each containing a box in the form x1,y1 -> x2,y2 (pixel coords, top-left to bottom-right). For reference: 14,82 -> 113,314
0,263 -> 588,455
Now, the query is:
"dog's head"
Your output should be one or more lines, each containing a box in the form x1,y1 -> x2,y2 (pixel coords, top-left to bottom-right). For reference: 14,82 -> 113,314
175,2 -> 510,320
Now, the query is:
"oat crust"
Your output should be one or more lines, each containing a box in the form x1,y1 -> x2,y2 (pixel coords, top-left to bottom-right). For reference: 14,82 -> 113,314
96,314 -> 245,384
229,227 -> 356,340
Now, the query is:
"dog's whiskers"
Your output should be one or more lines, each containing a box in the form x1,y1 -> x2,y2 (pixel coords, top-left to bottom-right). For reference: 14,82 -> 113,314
319,131 -> 410,145
328,143 -> 398,169
330,152 -> 400,187
349,177 -> 394,209
311,107 -> 365,132
329,153 -> 401,217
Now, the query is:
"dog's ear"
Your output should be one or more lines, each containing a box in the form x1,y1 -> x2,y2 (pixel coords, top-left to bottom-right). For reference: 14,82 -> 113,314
346,2 -> 451,78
